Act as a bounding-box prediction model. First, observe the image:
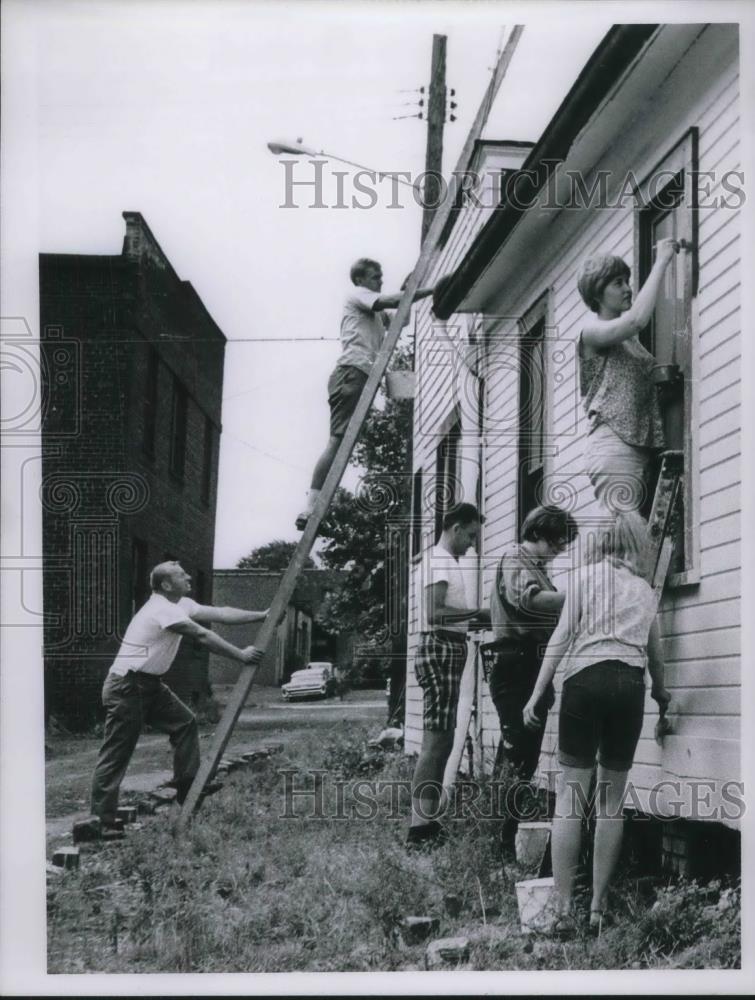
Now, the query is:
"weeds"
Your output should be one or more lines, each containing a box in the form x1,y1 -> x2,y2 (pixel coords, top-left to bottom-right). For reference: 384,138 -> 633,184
47,723 -> 741,973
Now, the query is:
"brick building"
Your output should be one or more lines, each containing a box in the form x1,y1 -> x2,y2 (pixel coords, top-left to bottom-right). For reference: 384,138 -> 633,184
209,569 -> 356,688
40,212 -> 226,729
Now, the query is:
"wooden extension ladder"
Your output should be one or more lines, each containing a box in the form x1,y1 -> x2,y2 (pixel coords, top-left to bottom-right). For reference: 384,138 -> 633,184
175,26 -> 526,829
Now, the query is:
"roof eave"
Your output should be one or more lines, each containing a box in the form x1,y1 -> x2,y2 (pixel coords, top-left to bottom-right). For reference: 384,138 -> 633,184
433,23 -> 660,320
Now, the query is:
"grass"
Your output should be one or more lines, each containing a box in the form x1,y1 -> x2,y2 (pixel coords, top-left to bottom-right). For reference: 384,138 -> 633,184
46,722 -> 741,973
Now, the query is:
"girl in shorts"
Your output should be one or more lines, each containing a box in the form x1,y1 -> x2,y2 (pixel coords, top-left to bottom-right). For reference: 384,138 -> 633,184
523,512 -> 670,935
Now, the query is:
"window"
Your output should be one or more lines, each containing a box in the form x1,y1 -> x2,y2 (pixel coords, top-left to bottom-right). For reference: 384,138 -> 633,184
142,347 -> 159,458
635,128 -> 698,580
411,468 -> 423,558
131,538 -> 150,616
434,411 -> 462,543
169,376 -> 188,481
195,569 -> 208,605
518,314 -> 546,533
201,416 -> 215,507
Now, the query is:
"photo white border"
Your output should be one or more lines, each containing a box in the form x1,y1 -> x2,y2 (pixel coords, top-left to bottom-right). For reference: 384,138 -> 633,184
1,0 -> 753,994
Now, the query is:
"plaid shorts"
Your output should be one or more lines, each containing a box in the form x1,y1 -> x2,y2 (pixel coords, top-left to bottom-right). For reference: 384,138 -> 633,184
414,631 -> 468,731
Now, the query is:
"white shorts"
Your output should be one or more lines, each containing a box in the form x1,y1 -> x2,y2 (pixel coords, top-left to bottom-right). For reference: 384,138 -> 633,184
584,423 -> 652,513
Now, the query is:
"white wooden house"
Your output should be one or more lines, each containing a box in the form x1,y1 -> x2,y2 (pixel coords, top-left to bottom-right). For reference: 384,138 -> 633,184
406,23 -> 742,858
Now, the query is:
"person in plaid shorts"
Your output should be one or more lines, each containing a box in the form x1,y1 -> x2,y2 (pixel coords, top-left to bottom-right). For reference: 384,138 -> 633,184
407,503 -> 490,850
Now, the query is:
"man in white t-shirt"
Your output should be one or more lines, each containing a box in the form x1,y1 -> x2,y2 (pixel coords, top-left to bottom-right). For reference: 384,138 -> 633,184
90,561 -> 267,826
407,503 -> 490,850
295,258 -> 437,530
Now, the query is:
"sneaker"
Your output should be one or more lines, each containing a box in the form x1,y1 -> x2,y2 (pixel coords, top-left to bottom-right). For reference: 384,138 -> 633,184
100,820 -> 126,841
545,913 -> 579,940
406,821 -> 447,852
588,908 -> 615,937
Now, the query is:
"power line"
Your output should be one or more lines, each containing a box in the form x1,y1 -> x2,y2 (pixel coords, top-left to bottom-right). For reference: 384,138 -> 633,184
222,428 -> 308,473
40,335 -> 342,346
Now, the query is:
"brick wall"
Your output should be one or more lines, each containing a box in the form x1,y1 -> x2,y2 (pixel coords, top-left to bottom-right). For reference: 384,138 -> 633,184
209,574 -> 284,687
208,569 -> 352,688
41,213 -> 226,729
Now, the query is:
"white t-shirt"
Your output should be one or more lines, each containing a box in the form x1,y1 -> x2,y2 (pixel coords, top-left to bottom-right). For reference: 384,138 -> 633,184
109,594 -> 202,677
339,285 -> 389,375
423,543 -> 474,635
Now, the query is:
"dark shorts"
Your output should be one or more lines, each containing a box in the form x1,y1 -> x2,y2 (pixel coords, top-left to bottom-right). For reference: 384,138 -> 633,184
559,659 -> 645,772
414,631 -> 468,732
328,364 -> 369,437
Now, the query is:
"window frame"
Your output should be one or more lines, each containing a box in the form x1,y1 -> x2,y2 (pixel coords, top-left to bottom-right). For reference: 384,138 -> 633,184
411,467 -> 424,562
142,346 -> 159,460
434,407 -> 462,544
517,294 -> 549,534
169,375 -> 188,483
633,127 -> 700,586
130,537 -> 150,616
201,415 -> 215,507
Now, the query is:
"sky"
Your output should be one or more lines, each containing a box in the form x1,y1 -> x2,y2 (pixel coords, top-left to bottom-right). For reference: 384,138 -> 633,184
20,0 -> 620,568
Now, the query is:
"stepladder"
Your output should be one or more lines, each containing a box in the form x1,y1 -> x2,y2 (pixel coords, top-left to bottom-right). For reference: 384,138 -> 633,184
647,449 -> 684,741
647,449 -> 685,599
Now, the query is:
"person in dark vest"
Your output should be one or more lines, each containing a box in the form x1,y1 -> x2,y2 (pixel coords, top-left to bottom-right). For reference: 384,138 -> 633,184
485,505 -> 578,851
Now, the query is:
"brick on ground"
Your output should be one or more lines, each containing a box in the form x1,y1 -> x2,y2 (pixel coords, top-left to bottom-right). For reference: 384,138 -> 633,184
399,916 -> 440,945
425,936 -> 470,969
52,846 -> 80,870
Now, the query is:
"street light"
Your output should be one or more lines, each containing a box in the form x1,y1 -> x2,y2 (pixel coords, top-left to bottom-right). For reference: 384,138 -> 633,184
266,138 -> 416,188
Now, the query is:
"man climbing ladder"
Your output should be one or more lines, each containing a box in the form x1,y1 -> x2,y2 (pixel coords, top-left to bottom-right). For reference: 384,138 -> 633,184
296,259 -> 436,530
176,25 -> 525,827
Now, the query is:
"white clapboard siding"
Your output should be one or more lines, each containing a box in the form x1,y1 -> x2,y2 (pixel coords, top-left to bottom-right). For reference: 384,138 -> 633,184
699,357 -> 740,408
699,206 -> 738,258
406,173 -> 501,752
404,30 -> 741,825
700,538 -> 740,577
664,656 -> 740,688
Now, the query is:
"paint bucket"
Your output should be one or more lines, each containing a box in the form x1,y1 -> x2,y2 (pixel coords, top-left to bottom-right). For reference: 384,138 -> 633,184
515,821 -> 552,868
515,876 -> 557,934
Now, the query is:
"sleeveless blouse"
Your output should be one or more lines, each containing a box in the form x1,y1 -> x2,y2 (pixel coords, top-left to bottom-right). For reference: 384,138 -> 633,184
579,335 -> 664,449
563,559 -> 657,682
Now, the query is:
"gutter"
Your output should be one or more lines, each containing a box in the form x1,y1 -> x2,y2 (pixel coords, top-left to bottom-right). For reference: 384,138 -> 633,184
433,24 -> 659,320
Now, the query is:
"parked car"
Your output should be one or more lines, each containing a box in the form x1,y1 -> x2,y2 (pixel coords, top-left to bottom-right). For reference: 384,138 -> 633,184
281,662 -> 336,701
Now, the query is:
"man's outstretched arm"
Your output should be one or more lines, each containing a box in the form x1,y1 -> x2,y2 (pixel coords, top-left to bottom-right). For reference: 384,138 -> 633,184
191,606 -> 269,626
372,285 -> 437,310
168,619 -> 263,663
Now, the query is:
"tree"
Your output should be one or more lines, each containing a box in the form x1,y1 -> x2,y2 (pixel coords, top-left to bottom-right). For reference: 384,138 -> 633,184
237,539 -> 315,572
317,355 -> 413,715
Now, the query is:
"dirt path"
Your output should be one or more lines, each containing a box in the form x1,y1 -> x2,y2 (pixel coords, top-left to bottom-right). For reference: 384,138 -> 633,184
45,686 -> 386,854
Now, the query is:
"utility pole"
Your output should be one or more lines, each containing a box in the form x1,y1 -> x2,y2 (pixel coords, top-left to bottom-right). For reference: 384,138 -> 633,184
177,26 -> 525,827
421,34 -> 447,243
387,35 -> 448,726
